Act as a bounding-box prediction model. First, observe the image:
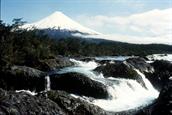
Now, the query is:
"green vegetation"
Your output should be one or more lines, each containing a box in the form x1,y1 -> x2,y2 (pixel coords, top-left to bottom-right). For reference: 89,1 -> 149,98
0,20 -> 172,68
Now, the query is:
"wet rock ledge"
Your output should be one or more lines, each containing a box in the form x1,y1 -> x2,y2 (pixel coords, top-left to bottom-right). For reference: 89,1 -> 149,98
0,89 -> 107,115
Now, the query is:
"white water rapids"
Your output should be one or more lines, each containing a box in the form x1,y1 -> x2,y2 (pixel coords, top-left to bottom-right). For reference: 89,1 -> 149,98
58,58 -> 159,112
147,54 -> 172,62
45,75 -> 51,91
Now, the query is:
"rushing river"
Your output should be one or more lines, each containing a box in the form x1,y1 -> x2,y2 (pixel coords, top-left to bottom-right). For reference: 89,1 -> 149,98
147,54 -> 172,62
56,57 -> 159,112
16,54 -> 169,112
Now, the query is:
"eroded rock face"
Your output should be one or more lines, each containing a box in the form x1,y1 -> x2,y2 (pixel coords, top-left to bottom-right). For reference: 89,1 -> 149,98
94,62 -> 138,78
94,62 -> 146,88
0,89 -> 107,115
0,65 -> 45,92
10,65 -> 45,77
151,60 -> 172,72
50,72 -> 109,99
78,57 -> 95,62
0,88 -> 64,115
126,57 -> 154,73
146,60 -> 172,90
96,60 -> 115,65
152,80 -> 172,115
47,90 -> 107,115
39,56 -> 74,71
136,81 -> 172,115
23,56 -> 74,71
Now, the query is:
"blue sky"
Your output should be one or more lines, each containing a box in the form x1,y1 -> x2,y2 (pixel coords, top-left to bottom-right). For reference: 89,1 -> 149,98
1,0 -> 172,44
2,0 -> 172,24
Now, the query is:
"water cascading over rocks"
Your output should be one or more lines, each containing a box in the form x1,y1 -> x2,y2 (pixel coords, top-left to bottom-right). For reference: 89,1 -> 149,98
45,75 -> 51,91
56,58 -> 159,112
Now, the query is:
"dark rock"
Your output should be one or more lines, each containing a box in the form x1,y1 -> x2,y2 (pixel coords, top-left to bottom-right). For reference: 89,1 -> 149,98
151,80 -> 172,115
0,65 -> 46,92
136,80 -> 172,115
0,89 -> 142,115
47,90 -> 107,115
50,72 -> 109,99
24,56 -> 74,71
94,62 -> 146,88
96,60 -> 115,65
39,56 -> 74,71
146,60 -> 172,90
0,89 -> 107,115
94,62 -> 137,78
146,71 -> 171,91
141,56 -> 149,61
0,88 -> 64,115
151,60 -> 172,72
47,90 -> 146,115
78,57 -> 95,62
10,65 -> 45,77
126,57 -> 154,73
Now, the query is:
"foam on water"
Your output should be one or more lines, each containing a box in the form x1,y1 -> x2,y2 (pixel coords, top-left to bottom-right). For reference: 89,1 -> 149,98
16,90 -> 37,96
93,69 -> 159,112
95,56 -> 135,61
169,77 -> 172,80
59,59 -> 159,112
70,58 -> 98,70
147,54 -> 172,62
58,59 -> 103,81
134,69 -> 158,93
58,66 -> 105,83
45,75 -> 51,91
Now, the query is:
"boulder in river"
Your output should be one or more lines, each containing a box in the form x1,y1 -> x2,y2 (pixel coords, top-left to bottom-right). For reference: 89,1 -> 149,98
50,72 -> 109,99
0,65 -> 45,92
39,56 -> 74,71
96,60 -> 115,65
151,60 -> 172,72
126,57 -> 154,73
78,57 -> 95,62
94,62 -> 146,88
136,80 -> 172,115
23,56 -> 74,71
146,60 -> 172,90
94,62 -> 138,78
151,80 -> 172,115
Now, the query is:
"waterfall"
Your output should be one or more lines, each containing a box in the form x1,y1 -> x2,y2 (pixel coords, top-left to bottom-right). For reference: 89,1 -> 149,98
93,69 -> 159,112
45,75 -> 51,91
70,58 -> 98,70
60,59 -> 159,112
134,69 -> 158,93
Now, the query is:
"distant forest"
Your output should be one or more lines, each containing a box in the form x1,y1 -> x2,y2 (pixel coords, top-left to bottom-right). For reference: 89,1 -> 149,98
0,19 -> 172,67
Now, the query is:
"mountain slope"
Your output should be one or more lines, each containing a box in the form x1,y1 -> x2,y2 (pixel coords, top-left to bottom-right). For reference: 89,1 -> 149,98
22,11 -> 100,35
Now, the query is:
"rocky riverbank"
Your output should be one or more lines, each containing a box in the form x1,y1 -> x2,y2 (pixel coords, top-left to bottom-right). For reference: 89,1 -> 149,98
0,56 -> 171,115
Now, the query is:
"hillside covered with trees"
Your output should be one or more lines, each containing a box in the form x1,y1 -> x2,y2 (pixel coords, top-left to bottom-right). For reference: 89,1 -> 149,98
0,20 -> 172,68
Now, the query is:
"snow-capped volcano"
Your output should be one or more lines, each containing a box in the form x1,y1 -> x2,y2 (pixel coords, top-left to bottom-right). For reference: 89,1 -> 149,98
22,11 -> 100,35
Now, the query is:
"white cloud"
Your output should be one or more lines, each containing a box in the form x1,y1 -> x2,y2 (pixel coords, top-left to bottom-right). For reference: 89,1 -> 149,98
98,0 -> 145,8
76,8 -> 172,44
76,33 -> 172,45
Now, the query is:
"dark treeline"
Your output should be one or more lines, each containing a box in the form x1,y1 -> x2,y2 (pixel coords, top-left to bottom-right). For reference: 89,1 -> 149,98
0,20 -> 172,68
